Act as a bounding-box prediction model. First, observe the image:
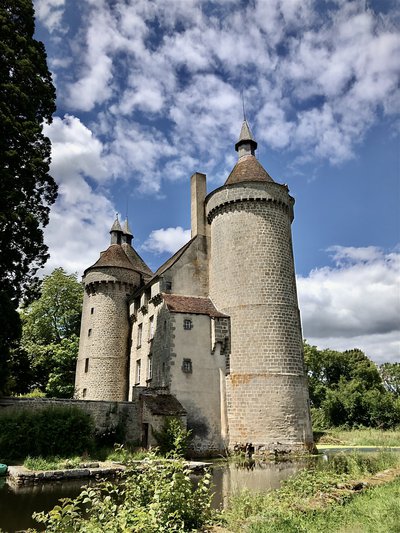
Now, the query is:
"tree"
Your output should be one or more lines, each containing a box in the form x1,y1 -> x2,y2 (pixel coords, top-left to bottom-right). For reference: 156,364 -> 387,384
0,0 -> 57,393
380,363 -> 400,397
8,268 -> 83,397
304,341 -> 400,429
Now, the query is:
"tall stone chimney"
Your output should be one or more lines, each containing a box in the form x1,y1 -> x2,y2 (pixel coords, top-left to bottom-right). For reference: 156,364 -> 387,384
190,172 -> 207,238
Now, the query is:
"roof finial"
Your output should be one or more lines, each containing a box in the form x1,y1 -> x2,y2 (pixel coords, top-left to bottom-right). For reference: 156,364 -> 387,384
241,90 -> 246,122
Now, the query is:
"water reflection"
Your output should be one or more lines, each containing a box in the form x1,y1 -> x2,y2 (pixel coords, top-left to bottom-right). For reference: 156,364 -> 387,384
0,458 -> 313,532
209,458 -> 312,509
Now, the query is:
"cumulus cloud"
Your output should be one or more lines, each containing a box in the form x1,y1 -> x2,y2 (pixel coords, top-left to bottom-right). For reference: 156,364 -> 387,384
38,0 -> 400,190
42,115 -> 115,276
298,246 -> 400,363
34,0 -> 65,33
142,227 -> 191,254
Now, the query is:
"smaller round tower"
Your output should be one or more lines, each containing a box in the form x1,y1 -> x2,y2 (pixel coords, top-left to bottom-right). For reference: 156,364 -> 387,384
75,217 -> 152,401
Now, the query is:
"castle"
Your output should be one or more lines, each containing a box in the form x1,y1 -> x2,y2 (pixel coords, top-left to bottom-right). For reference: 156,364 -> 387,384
75,120 -> 313,455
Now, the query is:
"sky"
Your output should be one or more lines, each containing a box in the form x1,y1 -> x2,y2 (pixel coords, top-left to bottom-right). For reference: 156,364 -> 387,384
32,0 -> 399,364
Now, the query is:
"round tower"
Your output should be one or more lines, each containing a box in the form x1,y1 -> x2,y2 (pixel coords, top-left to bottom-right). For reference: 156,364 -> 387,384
206,121 -> 313,451
75,217 -> 149,401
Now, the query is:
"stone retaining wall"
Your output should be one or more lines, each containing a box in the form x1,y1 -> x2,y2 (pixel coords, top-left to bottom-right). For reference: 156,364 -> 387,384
0,397 -> 142,444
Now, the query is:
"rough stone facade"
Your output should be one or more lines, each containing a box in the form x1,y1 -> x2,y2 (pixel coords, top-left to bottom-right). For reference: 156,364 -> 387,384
74,120 -> 313,455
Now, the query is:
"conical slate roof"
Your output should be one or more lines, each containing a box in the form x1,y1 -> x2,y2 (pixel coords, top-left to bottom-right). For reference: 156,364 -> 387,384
225,154 -> 274,185
235,119 -> 257,151
86,244 -> 136,273
122,219 -> 133,237
110,218 -> 123,232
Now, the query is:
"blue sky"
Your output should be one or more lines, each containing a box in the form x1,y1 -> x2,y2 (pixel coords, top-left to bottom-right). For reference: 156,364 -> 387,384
33,0 -> 399,364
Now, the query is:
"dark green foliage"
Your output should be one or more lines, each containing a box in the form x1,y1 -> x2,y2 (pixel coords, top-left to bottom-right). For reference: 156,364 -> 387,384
0,406 -> 94,462
0,0 -> 57,394
32,452 -> 213,532
7,268 -> 83,397
304,342 -> 400,429
153,417 -> 192,456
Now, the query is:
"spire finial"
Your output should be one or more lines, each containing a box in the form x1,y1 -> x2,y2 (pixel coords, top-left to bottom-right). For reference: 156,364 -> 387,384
241,90 -> 246,122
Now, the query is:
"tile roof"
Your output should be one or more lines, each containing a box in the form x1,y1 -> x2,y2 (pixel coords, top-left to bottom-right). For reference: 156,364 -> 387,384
162,294 -> 228,318
87,244 -> 137,272
142,393 -> 186,416
122,243 -> 153,278
225,154 -> 274,185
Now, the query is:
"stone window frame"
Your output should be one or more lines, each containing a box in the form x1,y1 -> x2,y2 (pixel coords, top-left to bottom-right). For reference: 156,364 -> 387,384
165,280 -> 172,291
84,358 -> 89,373
137,323 -> 143,348
182,358 -> 193,374
135,359 -> 141,384
183,318 -> 193,330
147,354 -> 153,381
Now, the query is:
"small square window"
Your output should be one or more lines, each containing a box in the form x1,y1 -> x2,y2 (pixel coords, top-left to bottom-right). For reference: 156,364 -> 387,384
182,358 -> 192,373
183,319 -> 192,330
165,280 -> 172,290
84,358 -> 89,373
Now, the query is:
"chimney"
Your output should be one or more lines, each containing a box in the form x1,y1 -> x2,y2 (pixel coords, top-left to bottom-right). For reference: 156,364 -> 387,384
190,172 -> 207,238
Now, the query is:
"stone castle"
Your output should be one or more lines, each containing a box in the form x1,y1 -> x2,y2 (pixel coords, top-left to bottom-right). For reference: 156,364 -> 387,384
75,120 -> 313,455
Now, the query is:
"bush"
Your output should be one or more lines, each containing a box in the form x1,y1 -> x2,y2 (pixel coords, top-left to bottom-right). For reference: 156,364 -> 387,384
0,406 -> 94,462
33,452 -> 213,532
152,417 -> 192,456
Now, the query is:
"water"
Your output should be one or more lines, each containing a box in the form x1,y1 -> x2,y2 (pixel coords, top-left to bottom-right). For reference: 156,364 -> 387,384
0,459 -> 310,532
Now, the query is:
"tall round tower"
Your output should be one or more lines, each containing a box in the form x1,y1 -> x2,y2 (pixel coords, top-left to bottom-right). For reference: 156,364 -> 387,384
75,217 -> 152,401
206,121 -> 313,451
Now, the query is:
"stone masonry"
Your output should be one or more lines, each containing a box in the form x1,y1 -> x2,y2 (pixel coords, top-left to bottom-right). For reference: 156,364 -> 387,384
74,119 -> 314,455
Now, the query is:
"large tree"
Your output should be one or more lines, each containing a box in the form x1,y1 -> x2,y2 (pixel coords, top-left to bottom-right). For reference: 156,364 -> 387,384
8,268 -> 83,397
0,0 -> 57,393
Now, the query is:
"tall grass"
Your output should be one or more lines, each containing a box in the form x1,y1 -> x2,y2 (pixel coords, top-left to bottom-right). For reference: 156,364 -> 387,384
221,451 -> 400,533
318,427 -> 400,447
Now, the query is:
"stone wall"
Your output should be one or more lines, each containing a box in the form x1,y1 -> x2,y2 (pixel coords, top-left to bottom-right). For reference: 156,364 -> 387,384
0,397 -> 142,444
206,181 -> 313,450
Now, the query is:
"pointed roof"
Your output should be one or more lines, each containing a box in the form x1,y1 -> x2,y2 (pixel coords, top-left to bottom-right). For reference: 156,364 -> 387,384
225,155 -> 274,185
121,243 -> 153,278
122,219 -> 133,237
235,119 -> 257,152
225,120 -> 274,185
110,217 -> 123,233
86,244 -> 137,273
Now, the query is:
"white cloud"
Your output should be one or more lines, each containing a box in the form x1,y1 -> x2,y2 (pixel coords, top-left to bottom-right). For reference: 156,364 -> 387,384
34,0 -> 65,33
42,115 -> 115,276
298,246 -> 400,363
142,227 -> 191,254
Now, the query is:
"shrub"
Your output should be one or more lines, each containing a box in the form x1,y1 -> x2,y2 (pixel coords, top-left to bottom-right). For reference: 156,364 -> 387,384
33,452 -> 213,532
153,417 -> 192,456
0,406 -> 94,462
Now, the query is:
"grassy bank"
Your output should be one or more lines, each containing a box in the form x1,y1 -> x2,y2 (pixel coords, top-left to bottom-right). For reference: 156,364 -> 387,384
315,427 -> 400,447
220,451 -> 400,533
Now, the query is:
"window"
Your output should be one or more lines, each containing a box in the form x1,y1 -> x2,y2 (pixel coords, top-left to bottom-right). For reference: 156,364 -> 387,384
82,388 -> 87,398
147,355 -> 153,380
165,280 -> 172,291
182,358 -> 192,373
135,360 -> 141,384
84,358 -> 89,373
149,316 -> 154,340
90,307 -> 94,315
183,319 -> 193,330
88,328 -> 92,337
137,324 -> 142,348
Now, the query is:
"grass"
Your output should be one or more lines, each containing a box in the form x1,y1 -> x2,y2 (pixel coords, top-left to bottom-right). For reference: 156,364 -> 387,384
220,450 -> 400,533
316,427 -> 400,447
22,446 -> 153,471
